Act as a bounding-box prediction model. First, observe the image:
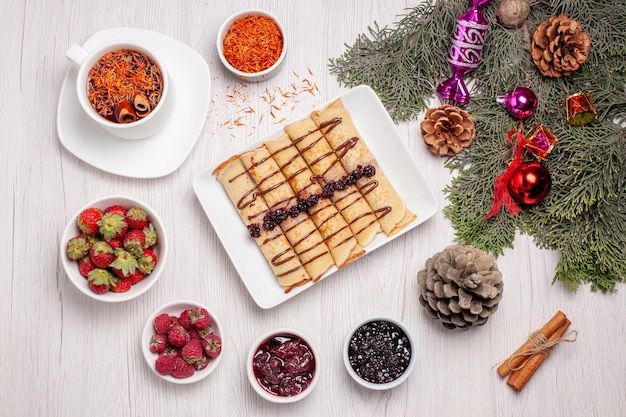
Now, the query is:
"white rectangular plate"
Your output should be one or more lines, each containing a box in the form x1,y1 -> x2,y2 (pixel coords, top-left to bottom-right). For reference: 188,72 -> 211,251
193,85 -> 438,309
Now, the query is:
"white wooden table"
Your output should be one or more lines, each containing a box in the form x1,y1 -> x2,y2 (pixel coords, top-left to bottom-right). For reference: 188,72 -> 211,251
1,1 -> 624,416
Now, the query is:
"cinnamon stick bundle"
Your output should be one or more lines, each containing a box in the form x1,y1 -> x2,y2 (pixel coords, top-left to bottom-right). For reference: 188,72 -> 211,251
506,319 -> 571,391
497,310 -> 567,377
497,310 -> 576,392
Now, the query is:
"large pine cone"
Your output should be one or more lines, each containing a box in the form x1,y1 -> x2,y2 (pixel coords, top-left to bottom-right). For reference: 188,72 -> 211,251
531,14 -> 591,78
417,245 -> 503,330
420,105 -> 475,157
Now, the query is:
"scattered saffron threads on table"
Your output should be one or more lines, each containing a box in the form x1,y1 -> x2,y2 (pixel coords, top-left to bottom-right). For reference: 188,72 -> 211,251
87,49 -> 163,122
222,15 -> 283,74
207,68 -> 320,137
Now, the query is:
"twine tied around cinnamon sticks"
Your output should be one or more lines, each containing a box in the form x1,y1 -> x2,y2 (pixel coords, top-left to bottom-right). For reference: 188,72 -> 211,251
497,311 -> 577,391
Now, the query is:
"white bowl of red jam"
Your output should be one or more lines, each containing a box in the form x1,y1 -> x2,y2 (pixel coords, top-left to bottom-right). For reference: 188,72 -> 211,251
343,316 -> 416,390
216,9 -> 287,82
247,328 -> 319,403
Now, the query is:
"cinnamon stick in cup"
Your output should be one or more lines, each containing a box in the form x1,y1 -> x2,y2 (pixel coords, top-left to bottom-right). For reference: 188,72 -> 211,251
506,319 -> 571,392
497,310 -> 567,377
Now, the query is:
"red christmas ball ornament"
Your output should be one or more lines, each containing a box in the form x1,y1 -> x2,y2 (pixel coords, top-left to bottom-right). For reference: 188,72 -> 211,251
507,161 -> 551,205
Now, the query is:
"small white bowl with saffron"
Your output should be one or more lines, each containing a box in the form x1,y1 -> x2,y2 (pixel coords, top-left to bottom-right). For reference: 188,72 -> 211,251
60,195 -> 168,302
216,9 -> 287,82
343,316 -> 416,390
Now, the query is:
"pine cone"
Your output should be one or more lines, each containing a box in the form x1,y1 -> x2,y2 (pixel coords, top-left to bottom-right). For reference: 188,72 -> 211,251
531,14 -> 591,78
416,245 -> 503,330
420,105 -> 475,156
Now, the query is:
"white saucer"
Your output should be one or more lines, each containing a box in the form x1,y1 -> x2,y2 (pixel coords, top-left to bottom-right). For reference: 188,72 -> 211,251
57,27 -> 211,178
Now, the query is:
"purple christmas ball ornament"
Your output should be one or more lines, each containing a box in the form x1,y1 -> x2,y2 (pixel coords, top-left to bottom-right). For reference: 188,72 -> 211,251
496,87 -> 538,119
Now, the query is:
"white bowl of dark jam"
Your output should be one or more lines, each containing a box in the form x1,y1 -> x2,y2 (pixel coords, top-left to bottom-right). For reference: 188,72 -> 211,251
247,328 -> 319,403
343,316 -> 415,390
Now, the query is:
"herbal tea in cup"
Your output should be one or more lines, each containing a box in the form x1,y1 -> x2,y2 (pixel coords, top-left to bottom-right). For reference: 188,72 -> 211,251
66,40 -> 174,139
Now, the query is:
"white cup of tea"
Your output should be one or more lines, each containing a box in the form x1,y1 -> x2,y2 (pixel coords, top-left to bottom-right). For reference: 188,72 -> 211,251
66,40 -> 174,140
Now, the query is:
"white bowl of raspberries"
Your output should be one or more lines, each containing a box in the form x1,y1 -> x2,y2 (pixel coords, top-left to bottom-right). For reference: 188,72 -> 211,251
61,195 -> 168,302
142,300 -> 223,383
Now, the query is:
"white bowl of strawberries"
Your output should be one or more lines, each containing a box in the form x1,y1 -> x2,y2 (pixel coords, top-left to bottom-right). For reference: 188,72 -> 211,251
60,195 -> 168,302
142,300 -> 223,384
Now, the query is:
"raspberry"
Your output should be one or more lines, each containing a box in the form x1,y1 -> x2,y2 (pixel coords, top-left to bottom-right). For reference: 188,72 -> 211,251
171,357 -> 195,379
154,353 -> 176,375
153,313 -> 175,334
181,339 -> 204,364
202,334 -> 222,358
168,325 -> 190,348
149,334 -> 167,354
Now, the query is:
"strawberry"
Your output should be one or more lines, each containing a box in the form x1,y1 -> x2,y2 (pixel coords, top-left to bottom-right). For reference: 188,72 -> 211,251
181,339 -> 204,364
168,324 -> 190,348
78,256 -> 95,278
77,207 -> 103,235
154,353 -> 176,375
87,268 -> 114,294
109,249 -> 138,279
149,333 -> 167,354
153,313 -> 176,334
111,277 -> 132,292
202,334 -> 222,358
107,238 -> 123,249
128,270 -> 145,285
126,207 -> 150,230
66,235 -> 90,260
104,205 -> 127,216
137,248 -> 158,275
89,240 -> 115,268
123,229 -> 146,257
143,223 -> 158,247
171,357 -> 195,379
97,212 -> 128,241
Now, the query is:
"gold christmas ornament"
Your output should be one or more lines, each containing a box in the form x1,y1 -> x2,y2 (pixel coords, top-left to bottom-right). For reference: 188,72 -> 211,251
531,14 -> 591,78
497,0 -> 530,28
420,105 -> 476,156
562,91 -> 598,126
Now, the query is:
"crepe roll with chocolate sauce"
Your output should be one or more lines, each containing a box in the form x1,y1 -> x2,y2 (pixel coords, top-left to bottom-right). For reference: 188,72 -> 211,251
240,147 -> 335,282
265,135 -> 365,268
284,117 -> 381,247
311,99 -> 416,236
213,156 -> 310,292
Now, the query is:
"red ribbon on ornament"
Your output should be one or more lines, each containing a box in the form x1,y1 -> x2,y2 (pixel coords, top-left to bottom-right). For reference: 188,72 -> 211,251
485,130 -> 528,219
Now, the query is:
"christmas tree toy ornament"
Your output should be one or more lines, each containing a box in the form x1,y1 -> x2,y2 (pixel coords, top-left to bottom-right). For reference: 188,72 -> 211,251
484,130 -> 527,219
496,0 -> 530,28
507,161 -> 552,205
436,0 -> 492,105
563,91 -> 597,126
524,123 -> 558,160
496,87 -> 538,119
